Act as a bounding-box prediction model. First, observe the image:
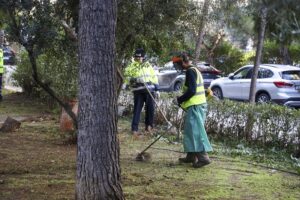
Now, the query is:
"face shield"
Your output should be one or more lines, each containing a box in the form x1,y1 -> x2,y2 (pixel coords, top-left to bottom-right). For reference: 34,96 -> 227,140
173,62 -> 183,72
171,56 -> 184,72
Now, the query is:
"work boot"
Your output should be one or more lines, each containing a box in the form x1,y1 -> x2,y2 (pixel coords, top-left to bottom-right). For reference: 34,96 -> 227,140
178,152 -> 196,163
145,125 -> 152,132
145,125 -> 153,136
193,152 -> 211,168
132,131 -> 143,139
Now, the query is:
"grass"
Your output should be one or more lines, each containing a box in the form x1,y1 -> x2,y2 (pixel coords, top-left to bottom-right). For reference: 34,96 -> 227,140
0,93 -> 300,200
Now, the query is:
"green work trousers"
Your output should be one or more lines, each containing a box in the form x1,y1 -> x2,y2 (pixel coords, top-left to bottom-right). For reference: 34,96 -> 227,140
183,104 -> 213,153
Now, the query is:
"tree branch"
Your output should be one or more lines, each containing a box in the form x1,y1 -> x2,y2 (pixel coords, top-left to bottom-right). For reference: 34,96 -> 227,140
61,20 -> 78,41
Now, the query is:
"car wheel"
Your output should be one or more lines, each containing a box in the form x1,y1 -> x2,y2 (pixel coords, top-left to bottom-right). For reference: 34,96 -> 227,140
212,87 -> 223,99
256,92 -> 271,103
174,82 -> 182,91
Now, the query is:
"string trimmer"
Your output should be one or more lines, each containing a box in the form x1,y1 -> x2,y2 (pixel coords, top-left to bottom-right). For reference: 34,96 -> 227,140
135,81 -> 174,162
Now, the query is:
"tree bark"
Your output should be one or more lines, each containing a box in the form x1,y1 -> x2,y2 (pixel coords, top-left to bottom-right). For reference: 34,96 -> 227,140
194,0 -> 209,63
249,6 -> 268,103
279,43 -> 292,65
76,0 -> 124,199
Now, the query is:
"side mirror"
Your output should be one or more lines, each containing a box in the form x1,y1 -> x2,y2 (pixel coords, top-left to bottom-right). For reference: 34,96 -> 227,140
228,73 -> 234,79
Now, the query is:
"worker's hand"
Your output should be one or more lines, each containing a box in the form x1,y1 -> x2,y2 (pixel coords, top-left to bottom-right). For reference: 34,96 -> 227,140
121,83 -> 127,90
154,91 -> 160,99
129,77 -> 137,85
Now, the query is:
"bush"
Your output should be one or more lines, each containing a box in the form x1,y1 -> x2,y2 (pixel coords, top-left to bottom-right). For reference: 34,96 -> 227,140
12,46 -> 78,104
262,40 -> 300,65
207,41 -> 252,75
118,91 -> 300,153
206,100 -> 300,153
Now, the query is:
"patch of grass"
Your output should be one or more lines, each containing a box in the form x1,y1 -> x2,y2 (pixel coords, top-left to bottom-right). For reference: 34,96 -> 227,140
118,131 -> 300,200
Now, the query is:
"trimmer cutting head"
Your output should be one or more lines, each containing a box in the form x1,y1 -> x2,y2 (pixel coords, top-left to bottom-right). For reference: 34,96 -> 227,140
135,152 -> 151,162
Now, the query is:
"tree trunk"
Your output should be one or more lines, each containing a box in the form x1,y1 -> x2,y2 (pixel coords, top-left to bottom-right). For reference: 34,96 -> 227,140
203,30 -> 225,65
249,6 -> 268,103
194,0 -> 209,63
279,43 -> 292,65
76,0 -> 124,199
0,30 -> 4,46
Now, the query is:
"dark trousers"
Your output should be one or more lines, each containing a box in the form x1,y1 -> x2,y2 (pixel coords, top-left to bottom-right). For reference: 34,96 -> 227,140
0,74 -> 2,99
132,91 -> 155,131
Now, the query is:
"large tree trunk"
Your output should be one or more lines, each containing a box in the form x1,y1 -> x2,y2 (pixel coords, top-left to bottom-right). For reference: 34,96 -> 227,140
76,0 -> 124,199
249,6 -> 268,103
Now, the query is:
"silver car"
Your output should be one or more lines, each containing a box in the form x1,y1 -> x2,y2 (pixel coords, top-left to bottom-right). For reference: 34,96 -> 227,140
210,64 -> 300,107
158,61 -> 222,92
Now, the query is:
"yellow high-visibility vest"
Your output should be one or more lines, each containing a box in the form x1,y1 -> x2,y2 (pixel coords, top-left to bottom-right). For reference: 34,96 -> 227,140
181,67 -> 206,109
124,61 -> 158,90
0,48 -> 4,74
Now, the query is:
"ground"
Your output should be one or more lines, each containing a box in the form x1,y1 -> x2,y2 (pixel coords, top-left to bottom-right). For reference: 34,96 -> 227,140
0,93 -> 299,200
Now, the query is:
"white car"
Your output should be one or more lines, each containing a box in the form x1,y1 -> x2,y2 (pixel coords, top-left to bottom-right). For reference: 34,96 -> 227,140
209,64 -> 300,108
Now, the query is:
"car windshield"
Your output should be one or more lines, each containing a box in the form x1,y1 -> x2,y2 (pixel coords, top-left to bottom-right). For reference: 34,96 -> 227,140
281,71 -> 300,80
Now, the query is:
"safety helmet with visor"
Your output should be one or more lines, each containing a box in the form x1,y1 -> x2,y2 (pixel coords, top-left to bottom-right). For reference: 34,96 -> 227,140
171,52 -> 190,71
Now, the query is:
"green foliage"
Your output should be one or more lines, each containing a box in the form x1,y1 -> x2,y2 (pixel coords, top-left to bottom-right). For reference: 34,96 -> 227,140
204,41 -> 251,74
116,0 -> 189,63
262,40 -> 300,64
12,52 -> 36,96
289,43 -> 300,64
13,46 -> 78,101
0,0 -> 58,51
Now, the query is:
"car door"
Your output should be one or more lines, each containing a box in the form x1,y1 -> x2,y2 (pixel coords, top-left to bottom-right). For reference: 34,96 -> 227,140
223,67 -> 252,99
157,67 -> 180,91
240,68 -> 253,100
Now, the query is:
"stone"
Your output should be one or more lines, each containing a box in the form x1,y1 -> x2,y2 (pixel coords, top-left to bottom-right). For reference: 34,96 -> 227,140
0,116 -> 21,132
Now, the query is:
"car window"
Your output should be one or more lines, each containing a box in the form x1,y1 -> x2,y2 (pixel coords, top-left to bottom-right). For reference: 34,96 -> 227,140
258,68 -> 273,79
281,71 -> 300,80
234,67 -> 251,79
202,73 -> 221,79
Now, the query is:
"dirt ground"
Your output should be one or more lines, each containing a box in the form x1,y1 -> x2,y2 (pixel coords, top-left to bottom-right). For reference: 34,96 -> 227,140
0,93 -> 300,200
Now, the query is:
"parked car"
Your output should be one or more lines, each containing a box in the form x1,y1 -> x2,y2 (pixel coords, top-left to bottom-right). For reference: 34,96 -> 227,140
3,46 -> 16,65
197,62 -> 223,89
157,61 -> 222,92
209,64 -> 300,107
157,61 -> 185,91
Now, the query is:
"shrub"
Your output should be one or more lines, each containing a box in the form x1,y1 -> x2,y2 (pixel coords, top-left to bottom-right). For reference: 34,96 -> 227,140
12,46 -> 78,104
206,100 -> 300,153
208,41 -> 251,75
118,91 -> 300,153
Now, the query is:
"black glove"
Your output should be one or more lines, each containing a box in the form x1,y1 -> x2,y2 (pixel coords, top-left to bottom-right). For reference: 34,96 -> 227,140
129,78 -> 137,85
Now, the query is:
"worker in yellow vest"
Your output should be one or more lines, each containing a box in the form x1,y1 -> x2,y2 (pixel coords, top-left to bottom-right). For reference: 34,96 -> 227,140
0,48 -> 4,101
172,52 -> 212,168
124,48 -> 159,137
